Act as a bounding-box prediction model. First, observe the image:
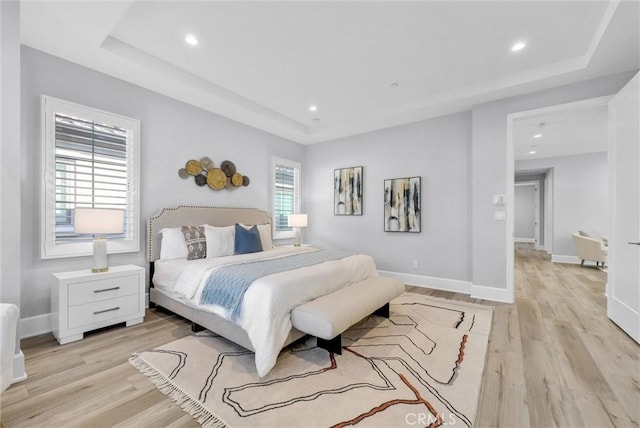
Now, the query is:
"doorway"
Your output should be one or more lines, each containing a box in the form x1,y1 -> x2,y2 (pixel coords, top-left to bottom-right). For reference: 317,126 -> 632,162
506,95 -> 612,301
514,181 -> 540,249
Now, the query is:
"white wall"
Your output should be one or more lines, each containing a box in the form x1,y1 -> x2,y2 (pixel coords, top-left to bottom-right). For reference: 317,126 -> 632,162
514,184 -> 536,241
516,152 -> 608,258
20,47 -> 304,321
304,112 -> 472,283
0,0 -> 26,383
0,1 -> 21,309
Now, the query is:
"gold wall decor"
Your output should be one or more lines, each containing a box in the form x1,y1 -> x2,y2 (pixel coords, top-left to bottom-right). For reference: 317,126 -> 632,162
178,157 -> 250,190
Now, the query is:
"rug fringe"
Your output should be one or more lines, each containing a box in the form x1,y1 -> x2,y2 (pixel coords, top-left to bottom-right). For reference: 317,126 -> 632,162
129,354 -> 228,428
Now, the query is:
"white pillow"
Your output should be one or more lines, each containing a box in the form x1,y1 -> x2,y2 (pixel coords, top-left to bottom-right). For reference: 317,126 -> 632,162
239,223 -> 273,250
159,228 -> 188,260
203,225 -> 235,258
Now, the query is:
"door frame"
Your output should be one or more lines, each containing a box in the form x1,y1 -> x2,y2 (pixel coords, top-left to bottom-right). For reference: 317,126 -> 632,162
506,95 -> 613,302
514,181 -> 540,246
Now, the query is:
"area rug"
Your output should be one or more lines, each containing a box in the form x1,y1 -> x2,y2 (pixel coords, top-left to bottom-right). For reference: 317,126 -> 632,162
130,293 -> 493,427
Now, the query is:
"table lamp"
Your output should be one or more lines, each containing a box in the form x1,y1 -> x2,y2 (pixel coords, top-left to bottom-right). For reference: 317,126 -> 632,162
288,214 -> 308,247
74,208 -> 124,273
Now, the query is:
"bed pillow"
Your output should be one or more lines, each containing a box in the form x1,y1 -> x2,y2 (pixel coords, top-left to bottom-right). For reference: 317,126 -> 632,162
203,225 -> 235,258
239,223 -> 273,250
159,227 -> 188,260
234,223 -> 263,255
181,226 -> 207,260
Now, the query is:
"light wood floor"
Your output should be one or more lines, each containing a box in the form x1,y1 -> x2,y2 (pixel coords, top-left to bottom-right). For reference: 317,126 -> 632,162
2,244 -> 638,427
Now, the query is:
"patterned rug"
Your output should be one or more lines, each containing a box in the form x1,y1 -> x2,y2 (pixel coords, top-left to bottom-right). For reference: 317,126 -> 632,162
130,293 -> 493,427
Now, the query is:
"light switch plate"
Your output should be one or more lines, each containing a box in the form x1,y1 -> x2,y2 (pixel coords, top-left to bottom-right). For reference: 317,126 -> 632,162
494,210 -> 506,221
493,195 -> 505,205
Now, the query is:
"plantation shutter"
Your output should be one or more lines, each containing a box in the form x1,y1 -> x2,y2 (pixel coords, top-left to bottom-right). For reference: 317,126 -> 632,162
54,113 -> 128,243
274,164 -> 298,232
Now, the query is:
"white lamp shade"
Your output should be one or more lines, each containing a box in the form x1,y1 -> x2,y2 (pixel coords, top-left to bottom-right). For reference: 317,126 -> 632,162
74,208 -> 124,235
288,214 -> 308,228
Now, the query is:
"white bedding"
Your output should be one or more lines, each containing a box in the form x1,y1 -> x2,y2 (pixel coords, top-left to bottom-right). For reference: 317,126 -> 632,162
153,246 -> 377,376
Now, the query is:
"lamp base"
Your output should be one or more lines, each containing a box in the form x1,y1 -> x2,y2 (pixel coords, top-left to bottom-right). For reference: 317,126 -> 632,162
294,228 -> 301,247
92,237 -> 109,273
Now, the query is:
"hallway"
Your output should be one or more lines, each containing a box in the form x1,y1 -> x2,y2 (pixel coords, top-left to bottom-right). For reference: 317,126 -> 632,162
475,243 -> 638,427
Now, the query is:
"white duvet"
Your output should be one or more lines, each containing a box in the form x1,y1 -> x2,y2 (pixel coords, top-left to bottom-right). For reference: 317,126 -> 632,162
153,246 -> 377,376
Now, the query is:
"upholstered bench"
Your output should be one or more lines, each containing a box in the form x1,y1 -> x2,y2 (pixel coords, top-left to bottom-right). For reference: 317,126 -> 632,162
291,276 -> 404,354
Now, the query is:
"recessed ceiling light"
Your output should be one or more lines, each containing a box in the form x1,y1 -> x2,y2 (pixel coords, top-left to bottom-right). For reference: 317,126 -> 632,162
185,34 -> 198,46
529,150 -> 537,155
309,105 -> 317,112
312,118 -> 320,122
390,82 -> 399,88
511,41 -> 526,52
533,133 -> 542,138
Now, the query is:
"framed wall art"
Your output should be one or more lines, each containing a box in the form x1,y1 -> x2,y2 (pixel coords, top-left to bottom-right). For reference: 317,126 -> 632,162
384,176 -> 421,232
334,166 -> 363,215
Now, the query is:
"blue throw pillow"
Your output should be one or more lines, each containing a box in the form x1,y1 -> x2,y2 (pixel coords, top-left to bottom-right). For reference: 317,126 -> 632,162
234,224 -> 263,255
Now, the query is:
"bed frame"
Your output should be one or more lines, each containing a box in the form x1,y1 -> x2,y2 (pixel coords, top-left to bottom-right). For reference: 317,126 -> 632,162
147,205 -> 306,351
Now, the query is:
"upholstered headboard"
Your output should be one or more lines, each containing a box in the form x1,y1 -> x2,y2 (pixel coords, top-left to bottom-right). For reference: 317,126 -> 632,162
147,206 -> 271,262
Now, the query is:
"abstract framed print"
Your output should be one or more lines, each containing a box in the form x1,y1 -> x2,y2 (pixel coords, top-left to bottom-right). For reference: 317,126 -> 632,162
334,166 -> 363,215
384,176 -> 421,232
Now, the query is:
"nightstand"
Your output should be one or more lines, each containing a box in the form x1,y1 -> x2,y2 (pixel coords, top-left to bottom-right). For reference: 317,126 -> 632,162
51,264 -> 145,345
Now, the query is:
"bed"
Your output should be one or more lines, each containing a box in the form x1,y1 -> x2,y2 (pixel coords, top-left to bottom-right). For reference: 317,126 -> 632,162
147,206 -> 378,376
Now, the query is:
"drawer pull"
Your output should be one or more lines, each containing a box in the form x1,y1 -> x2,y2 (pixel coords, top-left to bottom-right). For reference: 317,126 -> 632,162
93,307 -> 120,315
94,286 -> 120,293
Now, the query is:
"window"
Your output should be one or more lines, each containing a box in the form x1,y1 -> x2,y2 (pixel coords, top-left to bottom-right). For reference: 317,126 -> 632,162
41,96 -> 140,259
272,157 -> 301,240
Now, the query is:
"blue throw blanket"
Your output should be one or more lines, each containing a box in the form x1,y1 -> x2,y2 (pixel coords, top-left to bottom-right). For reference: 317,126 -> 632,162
200,249 -> 353,320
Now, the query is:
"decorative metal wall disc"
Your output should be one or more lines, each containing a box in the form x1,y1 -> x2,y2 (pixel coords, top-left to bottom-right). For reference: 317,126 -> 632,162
231,172 -> 243,187
186,160 -> 202,175
200,157 -> 214,171
194,174 -> 207,186
206,168 -> 227,190
221,160 -> 236,177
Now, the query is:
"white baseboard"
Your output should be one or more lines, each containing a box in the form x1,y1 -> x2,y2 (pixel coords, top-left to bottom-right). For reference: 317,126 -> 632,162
515,238 -> 535,243
19,293 -> 150,340
12,350 -> 27,384
379,270 -> 514,304
607,297 -> 640,343
551,254 -> 581,264
19,312 -> 52,339
470,283 -> 514,303
377,270 -> 471,294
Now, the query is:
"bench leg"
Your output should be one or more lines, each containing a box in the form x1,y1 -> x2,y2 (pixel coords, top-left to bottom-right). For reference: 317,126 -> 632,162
317,335 -> 342,355
373,302 -> 390,318
191,322 -> 205,333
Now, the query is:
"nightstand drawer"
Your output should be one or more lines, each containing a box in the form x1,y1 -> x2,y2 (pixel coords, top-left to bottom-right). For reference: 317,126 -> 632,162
68,275 -> 139,306
68,294 -> 139,329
